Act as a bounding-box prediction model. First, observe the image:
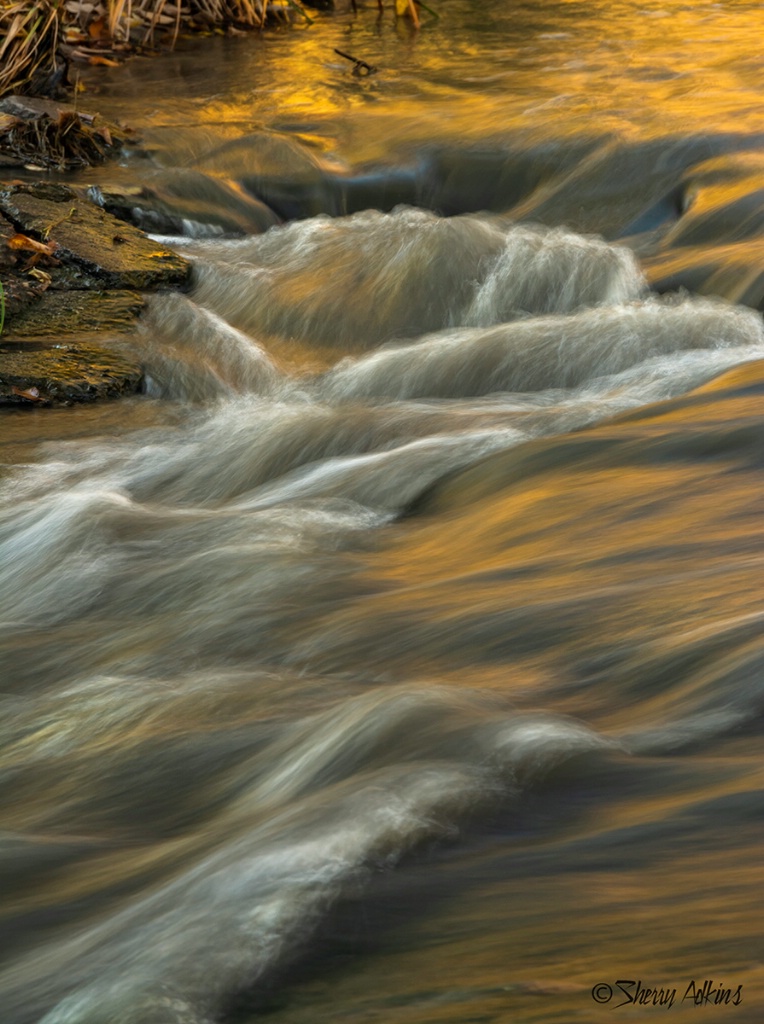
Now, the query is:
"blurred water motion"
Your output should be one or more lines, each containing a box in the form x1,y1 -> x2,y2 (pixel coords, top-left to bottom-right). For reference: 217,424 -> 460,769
2,1 -> 764,1022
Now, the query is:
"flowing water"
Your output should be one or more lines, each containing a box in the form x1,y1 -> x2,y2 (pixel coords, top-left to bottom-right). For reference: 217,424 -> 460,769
2,1 -> 764,1021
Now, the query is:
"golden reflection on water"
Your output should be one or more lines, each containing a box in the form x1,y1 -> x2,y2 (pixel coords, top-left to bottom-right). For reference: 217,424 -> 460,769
303,361 -> 764,698
258,836 -> 764,1023
6,6 -> 763,1022
84,0 -> 764,158
75,0 -> 764,302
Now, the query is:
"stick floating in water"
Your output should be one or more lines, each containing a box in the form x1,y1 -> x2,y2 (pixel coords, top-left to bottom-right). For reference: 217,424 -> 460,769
334,48 -> 378,77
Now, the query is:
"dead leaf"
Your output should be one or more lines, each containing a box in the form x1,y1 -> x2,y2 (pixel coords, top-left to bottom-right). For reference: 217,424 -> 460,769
88,16 -> 106,40
11,386 -> 43,401
87,55 -> 120,67
64,27 -> 88,43
6,234 -> 57,256
27,267 -> 52,289
0,112 -> 22,131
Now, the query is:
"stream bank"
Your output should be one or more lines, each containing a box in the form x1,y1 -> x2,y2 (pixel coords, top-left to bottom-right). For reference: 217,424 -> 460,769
0,178 -> 191,407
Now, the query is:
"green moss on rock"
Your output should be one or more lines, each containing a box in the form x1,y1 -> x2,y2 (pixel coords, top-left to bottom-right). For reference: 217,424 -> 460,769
0,182 -> 192,290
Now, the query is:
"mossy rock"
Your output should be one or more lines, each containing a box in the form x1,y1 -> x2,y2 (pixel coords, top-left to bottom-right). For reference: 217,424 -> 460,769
2,289 -> 145,339
1,290 -> 145,407
0,338 -> 142,407
0,182 -> 191,290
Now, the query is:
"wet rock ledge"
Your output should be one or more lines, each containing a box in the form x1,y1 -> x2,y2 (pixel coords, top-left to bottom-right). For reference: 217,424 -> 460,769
1,181 -> 191,407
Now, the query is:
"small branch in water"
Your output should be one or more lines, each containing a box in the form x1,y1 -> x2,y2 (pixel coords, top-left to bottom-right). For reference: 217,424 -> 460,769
334,48 -> 377,77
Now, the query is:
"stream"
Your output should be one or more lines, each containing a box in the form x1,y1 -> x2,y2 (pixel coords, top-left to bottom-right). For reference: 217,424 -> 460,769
2,1 -> 764,1021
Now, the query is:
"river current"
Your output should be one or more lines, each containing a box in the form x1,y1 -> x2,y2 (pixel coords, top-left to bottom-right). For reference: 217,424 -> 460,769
2,1 -> 764,1021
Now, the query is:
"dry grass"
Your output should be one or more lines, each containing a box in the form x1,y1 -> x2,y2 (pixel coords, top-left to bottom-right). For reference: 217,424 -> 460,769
0,0 -> 426,101
0,1 -> 62,97
0,105 -> 131,168
0,0 -> 299,98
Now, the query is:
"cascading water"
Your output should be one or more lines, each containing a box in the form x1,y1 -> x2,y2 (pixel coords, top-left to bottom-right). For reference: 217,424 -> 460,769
3,2 -> 764,1022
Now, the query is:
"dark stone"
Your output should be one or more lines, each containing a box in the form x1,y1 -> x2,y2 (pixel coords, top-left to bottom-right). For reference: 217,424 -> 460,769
193,132 -> 337,220
0,95 -> 78,121
0,340 -> 142,407
0,182 -> 192,290
88,170 -> 280,238
0,289 -> 145,407
0,181 -> 191,407
1,289 -> 145,340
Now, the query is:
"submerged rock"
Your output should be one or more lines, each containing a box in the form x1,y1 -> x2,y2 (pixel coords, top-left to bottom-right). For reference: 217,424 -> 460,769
88,171 -> 280,239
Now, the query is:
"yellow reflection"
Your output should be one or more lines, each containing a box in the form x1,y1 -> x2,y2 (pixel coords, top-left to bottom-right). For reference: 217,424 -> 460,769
83,0 -> 764,161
